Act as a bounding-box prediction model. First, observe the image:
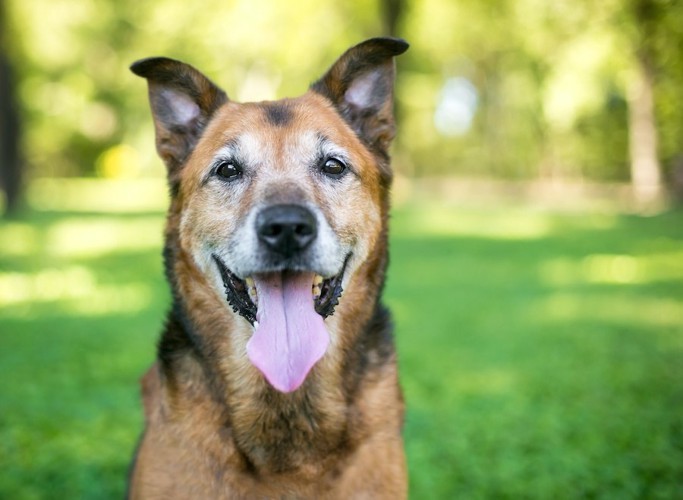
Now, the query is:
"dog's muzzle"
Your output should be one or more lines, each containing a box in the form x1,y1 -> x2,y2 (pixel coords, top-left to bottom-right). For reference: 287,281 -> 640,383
211,203 -> 349,393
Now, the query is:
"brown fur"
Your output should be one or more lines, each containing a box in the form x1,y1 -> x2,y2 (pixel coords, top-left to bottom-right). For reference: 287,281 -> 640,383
128,38 -> 409,499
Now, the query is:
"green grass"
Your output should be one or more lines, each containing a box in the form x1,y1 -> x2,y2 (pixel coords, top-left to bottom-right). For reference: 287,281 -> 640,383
1,198 -> 682,498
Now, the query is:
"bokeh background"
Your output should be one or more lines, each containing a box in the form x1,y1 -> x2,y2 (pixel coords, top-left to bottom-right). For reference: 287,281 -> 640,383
1,0 -> 682,498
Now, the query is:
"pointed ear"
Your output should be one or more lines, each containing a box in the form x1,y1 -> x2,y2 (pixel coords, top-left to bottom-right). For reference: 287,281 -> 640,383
130,57 -> 228,185
311,37 -> 409,158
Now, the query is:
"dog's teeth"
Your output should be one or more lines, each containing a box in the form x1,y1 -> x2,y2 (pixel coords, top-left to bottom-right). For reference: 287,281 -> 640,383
245,277 -> 258,302
312,275 -> 323,299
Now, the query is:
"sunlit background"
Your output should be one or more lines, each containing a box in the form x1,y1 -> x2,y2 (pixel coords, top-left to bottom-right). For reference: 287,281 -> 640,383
1,0 -> 682,497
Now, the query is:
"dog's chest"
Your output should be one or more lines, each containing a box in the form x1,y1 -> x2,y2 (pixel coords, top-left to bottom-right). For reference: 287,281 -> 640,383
229,393 -> 349,474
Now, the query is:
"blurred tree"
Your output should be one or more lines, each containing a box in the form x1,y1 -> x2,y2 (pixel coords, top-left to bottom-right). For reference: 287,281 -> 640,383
381,0 -> 404,37
623,0 -> 665,202
8,0 -> 385,179
3,0 -> 683,192
0,0 -> 21,214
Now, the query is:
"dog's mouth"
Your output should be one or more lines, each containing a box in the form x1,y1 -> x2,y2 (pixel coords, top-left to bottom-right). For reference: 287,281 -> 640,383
211,254 -> 350,393
211,255 -> 349,324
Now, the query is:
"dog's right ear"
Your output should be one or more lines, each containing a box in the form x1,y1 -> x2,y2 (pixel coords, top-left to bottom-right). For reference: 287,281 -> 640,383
130,57 -> 228,185
311,38 -> 409,162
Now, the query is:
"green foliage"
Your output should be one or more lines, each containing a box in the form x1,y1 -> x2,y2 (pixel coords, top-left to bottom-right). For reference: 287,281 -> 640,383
1,191 -> 681,497
5,0 -> 683,183
7,0 -> 384,179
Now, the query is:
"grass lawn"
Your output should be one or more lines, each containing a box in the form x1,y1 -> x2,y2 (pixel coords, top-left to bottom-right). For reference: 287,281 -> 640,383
1,184 -> 682,498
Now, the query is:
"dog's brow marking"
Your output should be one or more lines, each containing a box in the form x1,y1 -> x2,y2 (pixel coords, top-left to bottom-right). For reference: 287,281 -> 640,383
263,102 -> 293,127
317,134 -> 348,159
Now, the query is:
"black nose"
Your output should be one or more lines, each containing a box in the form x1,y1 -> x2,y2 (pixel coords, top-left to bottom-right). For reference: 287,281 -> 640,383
256,204 -> 317,257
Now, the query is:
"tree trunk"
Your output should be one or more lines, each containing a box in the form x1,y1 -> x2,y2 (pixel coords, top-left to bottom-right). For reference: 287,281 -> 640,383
0,0 -> 22,214
626,0 -> 663,204
380,0 -> 403,37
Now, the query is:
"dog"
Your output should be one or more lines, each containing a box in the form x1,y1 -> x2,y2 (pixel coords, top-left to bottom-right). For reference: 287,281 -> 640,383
128,37 -> 409,499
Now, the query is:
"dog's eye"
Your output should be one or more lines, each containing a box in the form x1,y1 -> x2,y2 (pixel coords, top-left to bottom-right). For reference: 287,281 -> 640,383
216,161 -> 242,180
321,158 -> 347,178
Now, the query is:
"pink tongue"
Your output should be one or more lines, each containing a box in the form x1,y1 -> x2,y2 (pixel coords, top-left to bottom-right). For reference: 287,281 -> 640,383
247,272 -> 329,393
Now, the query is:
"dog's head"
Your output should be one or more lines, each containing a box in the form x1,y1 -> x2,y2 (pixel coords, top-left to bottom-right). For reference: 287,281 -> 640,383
132,38 -> 408,393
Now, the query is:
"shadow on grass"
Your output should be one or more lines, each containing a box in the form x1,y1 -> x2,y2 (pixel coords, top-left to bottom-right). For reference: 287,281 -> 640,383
388,207 -> 683,498
0,205 -> 681,498
0,315 -> 158,498
0,212 -> 167,498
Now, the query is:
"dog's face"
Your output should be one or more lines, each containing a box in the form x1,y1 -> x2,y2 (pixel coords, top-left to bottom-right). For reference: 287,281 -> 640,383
182,94 -> 380,298
132,38 -> 408,393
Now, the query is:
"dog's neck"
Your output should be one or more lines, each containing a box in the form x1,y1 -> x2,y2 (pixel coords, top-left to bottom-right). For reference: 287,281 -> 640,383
156,227 -> 392,473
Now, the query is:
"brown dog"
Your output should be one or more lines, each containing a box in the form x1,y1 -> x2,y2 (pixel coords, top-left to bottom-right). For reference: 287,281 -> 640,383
128,37 -> 409,499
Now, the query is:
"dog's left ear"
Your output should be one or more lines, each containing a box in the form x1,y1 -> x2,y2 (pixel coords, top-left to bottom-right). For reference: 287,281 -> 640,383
130,57 -> 228,187
311,37 -> 409,158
